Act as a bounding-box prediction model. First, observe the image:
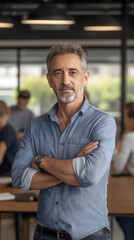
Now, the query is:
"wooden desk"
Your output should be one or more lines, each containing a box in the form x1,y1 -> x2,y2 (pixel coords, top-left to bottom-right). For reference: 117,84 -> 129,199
1,177 -> 134,239
107,176 -> 134,216
0,184 -> 38,213
0,183 -> 38,240
2,177 -> 134,215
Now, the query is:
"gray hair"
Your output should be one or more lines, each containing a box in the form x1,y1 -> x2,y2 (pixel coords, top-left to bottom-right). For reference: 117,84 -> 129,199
46,43 -> 87,73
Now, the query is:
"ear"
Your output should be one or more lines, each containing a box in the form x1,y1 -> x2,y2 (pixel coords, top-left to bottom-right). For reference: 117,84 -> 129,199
46,73 -> 52,88
83,71 -> 89,87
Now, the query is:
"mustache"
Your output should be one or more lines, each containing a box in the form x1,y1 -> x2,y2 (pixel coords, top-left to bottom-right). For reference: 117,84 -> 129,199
58,85 -> 75,91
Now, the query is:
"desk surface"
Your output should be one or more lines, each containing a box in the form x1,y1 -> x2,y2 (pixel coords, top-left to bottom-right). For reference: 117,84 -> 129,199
107,176 -> 134,215
0,184 -> 38,213
1,176 -> 134,215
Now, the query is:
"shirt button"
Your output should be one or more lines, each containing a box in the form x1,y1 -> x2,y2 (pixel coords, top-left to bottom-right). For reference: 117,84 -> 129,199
60,142 -> 64,145
55,222 -> 58,225
56,202 -> 58,205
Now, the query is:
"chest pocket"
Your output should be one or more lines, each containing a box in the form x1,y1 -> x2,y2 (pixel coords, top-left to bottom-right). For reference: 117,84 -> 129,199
66,138 -> 90,158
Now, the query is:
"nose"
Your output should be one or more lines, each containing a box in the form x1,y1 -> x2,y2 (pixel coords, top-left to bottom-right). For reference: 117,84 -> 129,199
62,71 -> 69,85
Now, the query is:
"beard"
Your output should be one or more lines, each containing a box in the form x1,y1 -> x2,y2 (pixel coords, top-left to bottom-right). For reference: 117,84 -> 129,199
56,84 -> 83,103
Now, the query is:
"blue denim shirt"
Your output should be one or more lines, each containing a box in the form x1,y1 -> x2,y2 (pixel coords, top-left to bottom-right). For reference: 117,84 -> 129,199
12,98 -> 116,240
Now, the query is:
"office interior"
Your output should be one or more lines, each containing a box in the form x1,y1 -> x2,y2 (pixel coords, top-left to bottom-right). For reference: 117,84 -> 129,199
0,0 -> 134,239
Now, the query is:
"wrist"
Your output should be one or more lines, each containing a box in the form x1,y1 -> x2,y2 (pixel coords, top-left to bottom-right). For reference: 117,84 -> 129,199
34,155 -> 45,170
40,156 -> 48,169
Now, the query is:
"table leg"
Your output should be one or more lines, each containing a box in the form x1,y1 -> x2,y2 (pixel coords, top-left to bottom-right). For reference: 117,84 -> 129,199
0,213 -> 1,240
109,215 -> 114,240
15,213 -> 24,240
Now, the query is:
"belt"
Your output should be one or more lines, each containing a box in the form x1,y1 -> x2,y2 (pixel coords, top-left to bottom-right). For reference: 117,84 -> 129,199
36,224 -> 109,240
36,224 -> 71,240
82,227 -> 109,239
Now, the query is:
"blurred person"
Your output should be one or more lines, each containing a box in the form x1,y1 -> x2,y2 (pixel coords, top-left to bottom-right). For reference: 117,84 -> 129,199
9,90 -> 34,143
114,102 -> 134,175
12,43 -> 116,240
114,102 -> 134,240
0,100 -> 19,176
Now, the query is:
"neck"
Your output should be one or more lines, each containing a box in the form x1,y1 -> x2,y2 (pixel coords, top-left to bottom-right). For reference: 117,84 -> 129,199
57,94 -> 84,122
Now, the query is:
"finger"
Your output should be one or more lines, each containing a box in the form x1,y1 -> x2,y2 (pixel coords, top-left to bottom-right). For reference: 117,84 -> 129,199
82,144 -> 98,155
86,143 -> 98,150
82,142 -> 98,152
76,141 -> 99,157
83,141 -> 99,149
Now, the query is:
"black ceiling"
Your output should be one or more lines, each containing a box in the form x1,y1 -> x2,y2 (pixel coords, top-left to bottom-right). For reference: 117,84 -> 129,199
0,0 -> 133,42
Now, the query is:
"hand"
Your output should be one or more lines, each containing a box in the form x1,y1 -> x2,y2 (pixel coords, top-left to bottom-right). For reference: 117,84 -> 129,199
17,132 -> 24,144
76,141 -> 99,157
31,156 -> 39,170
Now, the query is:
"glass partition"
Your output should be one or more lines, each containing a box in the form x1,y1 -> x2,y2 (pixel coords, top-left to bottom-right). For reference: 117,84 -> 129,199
20,49 -> 56,116
126,48 -> 134,102
0,50 -> 18,106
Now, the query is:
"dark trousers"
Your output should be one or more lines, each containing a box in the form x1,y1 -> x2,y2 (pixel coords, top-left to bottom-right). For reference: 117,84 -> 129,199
33,228 -> 111,240
116,217 -> 134,240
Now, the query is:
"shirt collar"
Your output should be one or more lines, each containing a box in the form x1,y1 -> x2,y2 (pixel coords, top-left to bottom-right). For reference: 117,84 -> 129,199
79,96 -> 91,115
48,96 -> 91,121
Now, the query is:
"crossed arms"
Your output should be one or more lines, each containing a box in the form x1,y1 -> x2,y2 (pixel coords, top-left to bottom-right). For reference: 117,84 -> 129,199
30,141 -> 98,190
12,114 -> 116,191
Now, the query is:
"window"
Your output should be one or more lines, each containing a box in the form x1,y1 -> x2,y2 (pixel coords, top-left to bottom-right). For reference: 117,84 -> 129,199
20,49 -> 56,116
126,48 -> 134,102
0,50 -> 18,106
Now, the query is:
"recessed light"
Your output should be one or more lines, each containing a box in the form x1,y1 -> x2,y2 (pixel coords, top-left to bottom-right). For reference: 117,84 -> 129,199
84,26 -> 122,31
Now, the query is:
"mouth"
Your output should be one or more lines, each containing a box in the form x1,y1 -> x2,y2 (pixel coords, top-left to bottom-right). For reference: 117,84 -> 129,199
60,88 -> 73,93
58,86 -> 75,93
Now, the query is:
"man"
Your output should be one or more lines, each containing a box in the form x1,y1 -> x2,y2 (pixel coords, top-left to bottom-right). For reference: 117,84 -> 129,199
0,100 -> 19,175
12,44 -> 116,240
9,90 -> 34,143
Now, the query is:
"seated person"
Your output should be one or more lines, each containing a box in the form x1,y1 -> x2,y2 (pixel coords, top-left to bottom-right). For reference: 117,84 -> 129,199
0,101 -> 19,176
9,90 -> 34,143
113,102 -> 134,240
114,102 -> 134,175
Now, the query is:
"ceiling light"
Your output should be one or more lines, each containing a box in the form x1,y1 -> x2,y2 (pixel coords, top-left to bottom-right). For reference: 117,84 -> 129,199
0,22 -> 14,28
21,3 -> 75,25
84,26 -> 122,31
22,19 -> 74,25
0,16 -> 14,28
83,15 -> 122,32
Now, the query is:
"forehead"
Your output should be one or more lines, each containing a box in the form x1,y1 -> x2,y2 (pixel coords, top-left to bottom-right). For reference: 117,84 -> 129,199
49,54 -> 82,71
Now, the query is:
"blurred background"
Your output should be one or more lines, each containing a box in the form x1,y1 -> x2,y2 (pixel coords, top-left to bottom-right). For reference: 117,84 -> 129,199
0,1 -> 133,240
0,0 -> 133,136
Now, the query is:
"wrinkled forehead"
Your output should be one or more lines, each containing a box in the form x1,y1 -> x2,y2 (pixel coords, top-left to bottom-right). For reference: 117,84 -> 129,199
49,53 -> 83,72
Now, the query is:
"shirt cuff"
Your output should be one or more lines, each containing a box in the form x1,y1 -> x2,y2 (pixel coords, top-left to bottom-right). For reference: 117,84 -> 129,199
20,167 -> 39,190
72,157 -> 86,185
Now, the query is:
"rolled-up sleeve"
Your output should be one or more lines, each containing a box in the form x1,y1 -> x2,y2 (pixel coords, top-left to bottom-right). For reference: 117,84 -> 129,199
20,167 -> 39,190
73,115 -> 116,187
11,124 -> 37,190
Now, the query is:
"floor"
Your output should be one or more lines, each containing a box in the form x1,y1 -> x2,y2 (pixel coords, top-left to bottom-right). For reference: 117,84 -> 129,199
0,214 -> 125,240
0,213 -> 37,240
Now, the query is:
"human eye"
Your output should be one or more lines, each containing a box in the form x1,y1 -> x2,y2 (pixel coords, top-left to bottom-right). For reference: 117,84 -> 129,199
54,71 -> 62,78
69,70 -> 78,77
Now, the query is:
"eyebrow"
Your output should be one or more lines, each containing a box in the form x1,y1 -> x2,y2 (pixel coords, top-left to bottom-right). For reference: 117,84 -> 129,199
52,68 -> 79,74
52,69 -> 62,74
68,68 -> 79,72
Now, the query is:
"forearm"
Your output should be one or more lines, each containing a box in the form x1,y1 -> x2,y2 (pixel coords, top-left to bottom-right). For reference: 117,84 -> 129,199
30,170 -> 62,190
0,142 -> 7,164
33,142 -> 98,186
40,157 -> 80,186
